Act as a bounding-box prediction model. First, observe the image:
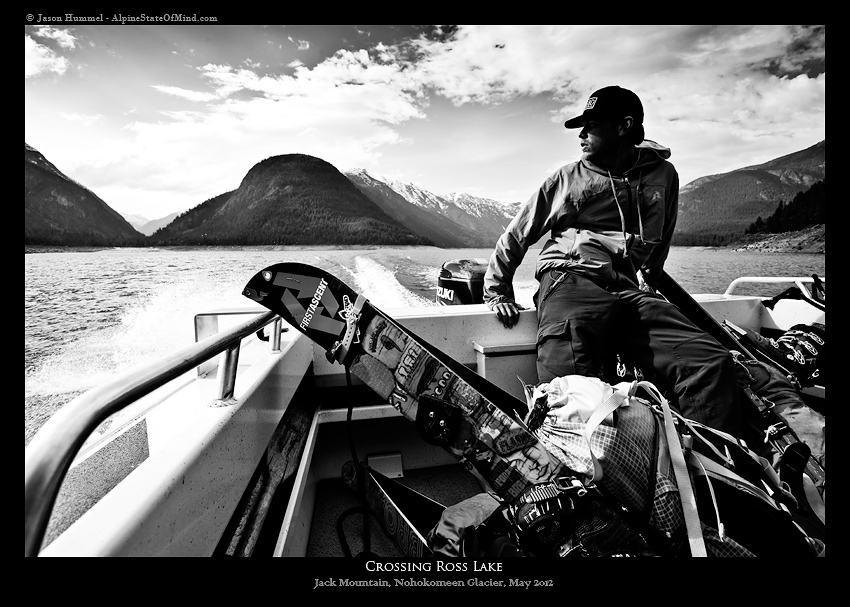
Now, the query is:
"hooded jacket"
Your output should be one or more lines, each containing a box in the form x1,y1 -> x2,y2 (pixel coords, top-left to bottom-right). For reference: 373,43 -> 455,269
483,139 -> 679,305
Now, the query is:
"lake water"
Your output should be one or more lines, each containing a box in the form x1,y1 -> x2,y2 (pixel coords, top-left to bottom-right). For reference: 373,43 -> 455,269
24,246 -> 825,445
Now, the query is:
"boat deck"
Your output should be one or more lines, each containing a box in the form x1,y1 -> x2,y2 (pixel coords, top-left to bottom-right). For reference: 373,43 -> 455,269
26,277 -> 824,557
305,463 -> 482,558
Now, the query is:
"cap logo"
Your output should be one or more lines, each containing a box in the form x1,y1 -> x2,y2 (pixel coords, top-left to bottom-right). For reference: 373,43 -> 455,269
585,97 -> 598,110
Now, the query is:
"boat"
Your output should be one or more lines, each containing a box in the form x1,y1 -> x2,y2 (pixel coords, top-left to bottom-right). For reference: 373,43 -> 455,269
24,264 -> 825,557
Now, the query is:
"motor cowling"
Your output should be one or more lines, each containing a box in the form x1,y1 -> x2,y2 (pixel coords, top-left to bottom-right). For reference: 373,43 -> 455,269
436,258 -> 488,305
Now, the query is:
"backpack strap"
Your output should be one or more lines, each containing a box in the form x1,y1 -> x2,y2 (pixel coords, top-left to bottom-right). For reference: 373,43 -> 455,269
634,381 -> 707,557
582,384 -> 630,482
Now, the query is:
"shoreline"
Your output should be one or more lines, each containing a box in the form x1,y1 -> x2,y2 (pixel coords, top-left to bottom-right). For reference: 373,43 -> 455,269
25,224 -> 825,255
25,243 -> 824,255
726,224 -> 825,254
25,244 -> 444,254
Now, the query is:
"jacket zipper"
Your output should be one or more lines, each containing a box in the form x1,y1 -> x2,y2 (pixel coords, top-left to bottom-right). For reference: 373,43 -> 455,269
621,174 -> 634,256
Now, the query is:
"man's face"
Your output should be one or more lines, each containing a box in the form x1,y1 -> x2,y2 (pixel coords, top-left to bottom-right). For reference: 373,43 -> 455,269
578,118 -> 620,162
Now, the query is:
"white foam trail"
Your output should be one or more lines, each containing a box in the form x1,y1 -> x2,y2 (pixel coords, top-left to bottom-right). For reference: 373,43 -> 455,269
26,252 -> 525,400
348,256 -> 432,308
26,276 -> 249,398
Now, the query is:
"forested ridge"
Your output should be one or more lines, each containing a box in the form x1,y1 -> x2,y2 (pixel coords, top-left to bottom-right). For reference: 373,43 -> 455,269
26,143 -> 824,249
745,180 -> 824,235
147,154 -> 431,246
25,143 -> 144,247
672,172 -> 812,246
672,141 -> 824,246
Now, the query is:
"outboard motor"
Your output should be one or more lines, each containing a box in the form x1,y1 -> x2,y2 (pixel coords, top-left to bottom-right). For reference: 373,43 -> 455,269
437,259 -> 488,305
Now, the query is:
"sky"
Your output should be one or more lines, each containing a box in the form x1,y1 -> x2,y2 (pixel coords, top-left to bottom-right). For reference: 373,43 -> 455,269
25,23 -> 825,222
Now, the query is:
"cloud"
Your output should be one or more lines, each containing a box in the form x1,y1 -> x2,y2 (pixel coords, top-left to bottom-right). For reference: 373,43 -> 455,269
64,45 -> 434,215
60,112 -> 103,126
399,25 -> 825,116
196,48 -> 429,124
152,84 -> 220,102
393,25 -> 825,175
37,25 -> 823,214
288,36 -> 309,51
32,26 -> 77,49
25,35 -> 70,78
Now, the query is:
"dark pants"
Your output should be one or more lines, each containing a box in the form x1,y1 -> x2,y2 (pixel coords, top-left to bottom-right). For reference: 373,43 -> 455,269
534,269 -> 743,437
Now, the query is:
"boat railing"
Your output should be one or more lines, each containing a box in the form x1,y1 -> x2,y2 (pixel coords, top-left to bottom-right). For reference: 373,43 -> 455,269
24,308 -> 281,557
723,276 -> 825,297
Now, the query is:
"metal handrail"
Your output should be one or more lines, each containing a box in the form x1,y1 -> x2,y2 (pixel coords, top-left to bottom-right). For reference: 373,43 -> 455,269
723,275 -> 825,296
24,309 -> 278,557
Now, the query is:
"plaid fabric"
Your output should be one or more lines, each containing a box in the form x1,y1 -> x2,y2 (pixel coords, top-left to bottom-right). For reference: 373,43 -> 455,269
530,377 -> 821,556
649,472 -> 684,538
703,524 -> 756,557
532,378 -> 692,547
534,385 -> 664,523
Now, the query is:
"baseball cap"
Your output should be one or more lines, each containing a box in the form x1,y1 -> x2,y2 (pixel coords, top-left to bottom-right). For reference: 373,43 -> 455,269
564,86 -> 644,129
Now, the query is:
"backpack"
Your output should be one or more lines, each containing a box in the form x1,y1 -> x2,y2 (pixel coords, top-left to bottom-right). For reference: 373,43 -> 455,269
512,375 -> 825,557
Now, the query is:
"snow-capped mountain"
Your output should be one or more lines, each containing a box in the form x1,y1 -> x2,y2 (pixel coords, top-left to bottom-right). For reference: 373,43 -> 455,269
441,192 -> 520,237
358,170 -> 451,214
345,169 -> 519,247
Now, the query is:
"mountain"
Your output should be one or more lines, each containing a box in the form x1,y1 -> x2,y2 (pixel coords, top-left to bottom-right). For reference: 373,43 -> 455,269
25,143 -> 143,246
138,212 -> 180,236
148,154 -> 431,246
118,211 -> 180,236
442,192 -> 521,242
25,141 -> 824,250
121,213 -> 150,232
344,169 -> 519,247
345,169 -> 498,247
358,142 -> 824,250
674,140 -> 825,246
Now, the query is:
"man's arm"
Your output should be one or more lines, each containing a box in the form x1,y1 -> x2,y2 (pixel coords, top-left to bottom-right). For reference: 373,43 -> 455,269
484,231 -> 526,328
484,172 -> 562,327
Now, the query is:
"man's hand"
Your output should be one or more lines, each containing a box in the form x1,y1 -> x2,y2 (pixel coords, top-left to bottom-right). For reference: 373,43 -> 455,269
637,270 -> 657,294
492,301 -> 523,328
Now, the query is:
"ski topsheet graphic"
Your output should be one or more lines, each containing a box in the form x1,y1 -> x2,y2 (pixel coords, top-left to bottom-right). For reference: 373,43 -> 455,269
243,262 -> 564,504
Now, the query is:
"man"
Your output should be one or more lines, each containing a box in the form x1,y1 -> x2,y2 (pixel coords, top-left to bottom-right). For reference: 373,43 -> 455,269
483,85 -> 743,436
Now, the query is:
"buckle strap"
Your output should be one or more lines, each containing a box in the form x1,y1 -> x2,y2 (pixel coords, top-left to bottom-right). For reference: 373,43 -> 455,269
521,476 -> 588,504
327,293 -> 366,363
512,476 -> 590,538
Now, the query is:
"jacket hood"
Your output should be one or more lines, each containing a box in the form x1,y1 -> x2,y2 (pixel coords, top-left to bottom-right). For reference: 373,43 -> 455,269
636,138 -> 671,159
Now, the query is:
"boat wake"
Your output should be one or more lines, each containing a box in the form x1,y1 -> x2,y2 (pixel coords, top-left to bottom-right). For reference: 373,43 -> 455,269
344,256 -> 434,309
